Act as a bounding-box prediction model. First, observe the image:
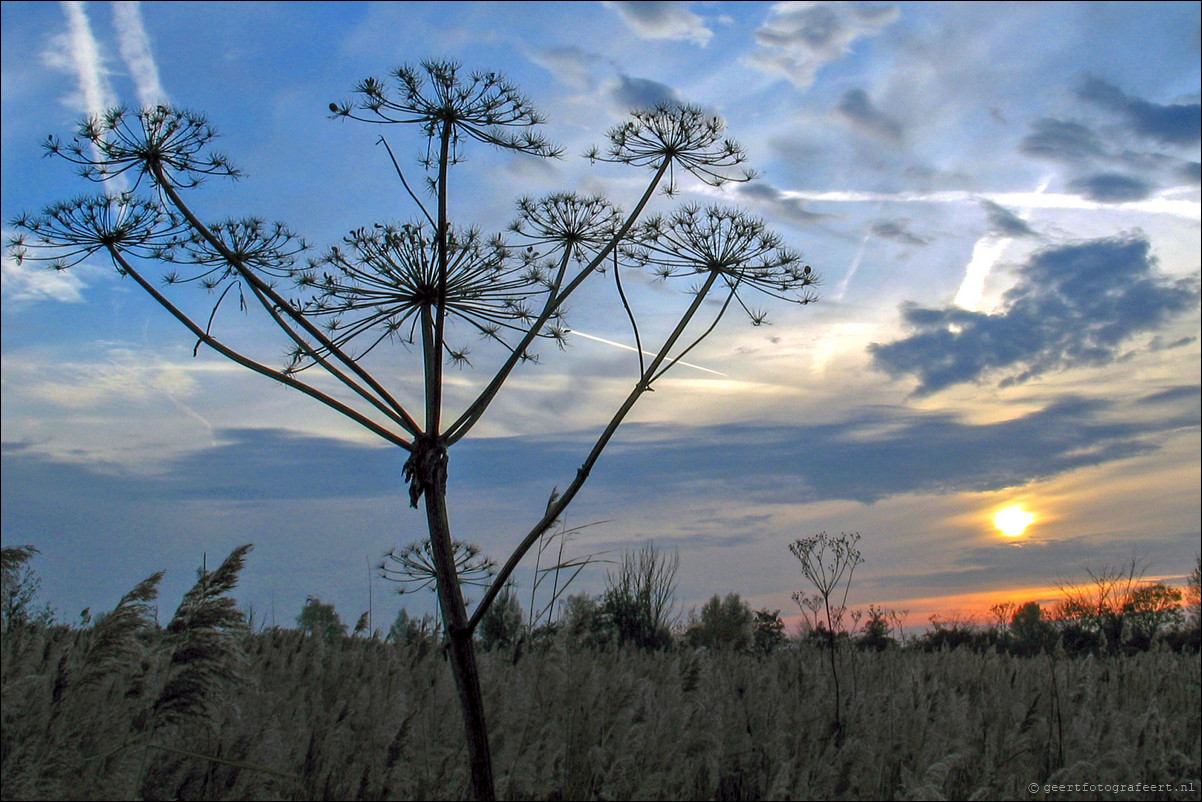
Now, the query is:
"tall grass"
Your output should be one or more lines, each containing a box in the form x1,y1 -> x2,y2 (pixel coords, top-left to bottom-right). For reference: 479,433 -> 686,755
4,599 -> 1199,800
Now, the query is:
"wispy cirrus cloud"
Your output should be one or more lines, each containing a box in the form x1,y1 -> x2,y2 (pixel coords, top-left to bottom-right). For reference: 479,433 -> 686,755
1,242 -> 96,304
42,2 -> 166,196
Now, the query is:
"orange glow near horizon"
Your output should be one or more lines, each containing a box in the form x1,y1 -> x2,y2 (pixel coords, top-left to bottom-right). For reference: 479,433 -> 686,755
994,505 -> 1035,537
777,571 -> 1192,635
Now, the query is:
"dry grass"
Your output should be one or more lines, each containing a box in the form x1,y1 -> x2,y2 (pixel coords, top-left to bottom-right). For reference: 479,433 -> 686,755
3,610 -> 1200,800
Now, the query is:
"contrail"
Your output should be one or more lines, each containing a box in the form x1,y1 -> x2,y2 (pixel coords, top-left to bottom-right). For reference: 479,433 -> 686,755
58,1 -> 125,193
771,187 -> 1199,221
59,1 -> 115,114
112,1 -> 166,106
567,330 -> 729,377
837,200 -> 881,302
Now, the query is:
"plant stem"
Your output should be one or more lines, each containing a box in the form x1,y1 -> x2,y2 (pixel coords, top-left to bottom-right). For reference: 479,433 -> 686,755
423,484 -> 495,801
470,269 -> 720,631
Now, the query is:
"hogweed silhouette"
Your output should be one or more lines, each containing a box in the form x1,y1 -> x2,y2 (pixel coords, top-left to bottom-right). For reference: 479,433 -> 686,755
11,58 -> 820,801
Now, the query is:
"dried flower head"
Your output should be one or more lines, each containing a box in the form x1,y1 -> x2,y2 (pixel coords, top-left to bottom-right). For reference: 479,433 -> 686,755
43,105 -> 238,191
624,203 -> 818,323
379,539 -> 496,595
509,193 -> 623,261
587,104 -> 756,192
158,218 -> 308,290
331,58 -> 561,163
296,222 -> 558,364
8,193 -> 183,272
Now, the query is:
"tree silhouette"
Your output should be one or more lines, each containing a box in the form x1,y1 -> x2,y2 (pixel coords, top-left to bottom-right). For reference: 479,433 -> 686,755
10,58 -> 819,800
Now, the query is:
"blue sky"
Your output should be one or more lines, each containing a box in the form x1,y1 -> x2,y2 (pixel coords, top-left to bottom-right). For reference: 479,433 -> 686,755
2,1 -> 1199,632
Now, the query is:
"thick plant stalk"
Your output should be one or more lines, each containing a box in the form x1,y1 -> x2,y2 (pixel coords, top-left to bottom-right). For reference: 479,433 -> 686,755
420,462 -> 495,800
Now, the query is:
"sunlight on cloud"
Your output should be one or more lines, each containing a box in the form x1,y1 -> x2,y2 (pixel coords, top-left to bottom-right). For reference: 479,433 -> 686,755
1,245 -> 95,304
24,349 -> 200,409
953,236 -> 1010,312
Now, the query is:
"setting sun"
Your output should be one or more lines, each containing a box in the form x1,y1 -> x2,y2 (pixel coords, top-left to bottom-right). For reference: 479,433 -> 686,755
994,505 -> 1035,537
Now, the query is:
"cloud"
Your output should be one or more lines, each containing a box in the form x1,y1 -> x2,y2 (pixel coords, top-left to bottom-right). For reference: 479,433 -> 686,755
24,348 -> 201,410
869,235 -> 1201,396
835,88 -> 904,141
49,1 -> 117,115
860,526 -> 1201,597
7,386 -> 1194,527
596,397 -> 1184,505
1018,81 -> 1200,205
5,379 -> 1195,619
980,200 -> 1038,238
2,247 -> 95,304
869,218 -> 927,246
609,73 -> 681,112
602,1 -> 713,45
1178,161 -> 1202,186
749,1 -> 900,89
735,182 -> 830,227
111,1 -> 166,106
530,46 -> 682,115
529,46 -> 606,91
1077,76 -> 1201,147
42,2 -> 132,196
1019,119 -> 1105,164
1068,173 -> 1154,203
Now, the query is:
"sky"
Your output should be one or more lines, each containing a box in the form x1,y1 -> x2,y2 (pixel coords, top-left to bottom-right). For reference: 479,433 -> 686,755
2,1 -> 1199,635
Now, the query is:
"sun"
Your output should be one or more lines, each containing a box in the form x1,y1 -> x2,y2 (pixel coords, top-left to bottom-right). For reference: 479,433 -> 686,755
994,505 -> 1035,537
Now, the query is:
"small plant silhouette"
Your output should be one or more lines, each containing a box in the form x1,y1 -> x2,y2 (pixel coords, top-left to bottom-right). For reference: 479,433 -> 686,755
10,58 -> 819,800
791,531 -> 863,739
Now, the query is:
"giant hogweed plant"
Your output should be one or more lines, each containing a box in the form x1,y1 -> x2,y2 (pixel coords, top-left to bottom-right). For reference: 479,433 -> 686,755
10,58 -> 819,801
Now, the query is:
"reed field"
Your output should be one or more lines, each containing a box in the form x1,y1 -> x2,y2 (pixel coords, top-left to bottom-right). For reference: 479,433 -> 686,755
2,618 -> 1199,801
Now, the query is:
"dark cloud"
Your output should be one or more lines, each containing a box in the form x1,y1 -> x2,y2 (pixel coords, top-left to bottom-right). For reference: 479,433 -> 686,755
870,219 -> 929,246
869,236 -> 1201,396
1136,384 -> 1202,409
1077,76 -> 1202,147
4,380 -> 1195,617
609,74 -> 680,112
1068,173 -> 1154,203
735,182 -> 829,227
598,396 -> 1187,505
1018,118 -> 1105,164
980,200 -> 1038,238
5,386 -> 1194,551
1177,161 -> 1201,186
159,428 -> 402,501
835,88 -> 904,141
